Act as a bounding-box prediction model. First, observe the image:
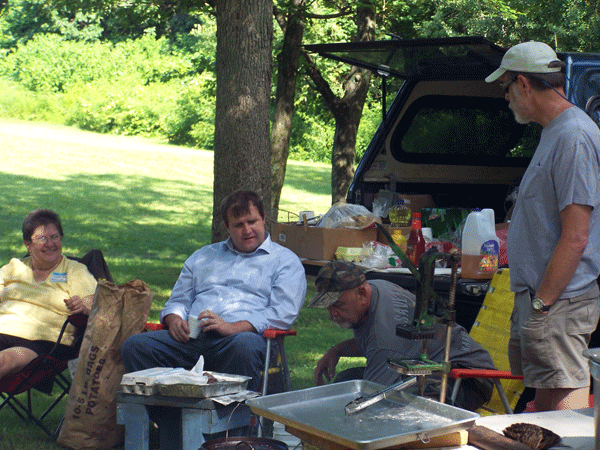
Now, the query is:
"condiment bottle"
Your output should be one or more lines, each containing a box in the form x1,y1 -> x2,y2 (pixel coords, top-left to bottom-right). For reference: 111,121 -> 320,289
388,199 -> 412,227
461,208 -> 499,279
406,212 -> 425,265
392,229 -> 407,254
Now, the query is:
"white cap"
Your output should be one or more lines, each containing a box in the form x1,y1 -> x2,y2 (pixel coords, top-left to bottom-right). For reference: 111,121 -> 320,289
485,41 -> 563,83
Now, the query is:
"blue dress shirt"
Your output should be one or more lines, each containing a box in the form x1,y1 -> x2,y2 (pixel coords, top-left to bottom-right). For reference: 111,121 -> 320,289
159,233 -> 307,333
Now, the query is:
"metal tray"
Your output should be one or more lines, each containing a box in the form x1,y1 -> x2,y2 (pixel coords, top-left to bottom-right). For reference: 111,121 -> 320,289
157,372 -> 249,398
247,380 -> 478,450
120,368 -> 249,398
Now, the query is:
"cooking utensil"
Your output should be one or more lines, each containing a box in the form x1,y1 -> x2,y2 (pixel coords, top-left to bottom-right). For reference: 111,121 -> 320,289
344,376 -> 417,415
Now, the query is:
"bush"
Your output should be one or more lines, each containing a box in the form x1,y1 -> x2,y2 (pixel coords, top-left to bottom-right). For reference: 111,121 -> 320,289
0,34 -> 117,92
162,74 -> 216,147
0,78 -> 58,120
63,81 -> 165,138
0,31 -> 218,145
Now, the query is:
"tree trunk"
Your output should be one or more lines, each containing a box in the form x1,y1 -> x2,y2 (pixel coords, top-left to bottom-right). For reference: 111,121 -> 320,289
270,0 -> 306,222
330,4 -> 375,203
212,0 -> 273,242
302,2 -> 376,205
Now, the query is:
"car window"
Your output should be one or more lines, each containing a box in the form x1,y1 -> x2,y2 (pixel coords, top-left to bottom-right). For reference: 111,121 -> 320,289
389,95 -> 541,166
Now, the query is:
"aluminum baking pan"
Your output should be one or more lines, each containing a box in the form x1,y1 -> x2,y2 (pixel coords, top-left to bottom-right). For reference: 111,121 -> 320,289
120,368 -> 249,398
157,372 -> 250,398
247,380 -> 478,450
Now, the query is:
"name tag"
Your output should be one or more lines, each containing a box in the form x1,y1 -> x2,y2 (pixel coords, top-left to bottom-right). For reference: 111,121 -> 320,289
51,272 -> 67,282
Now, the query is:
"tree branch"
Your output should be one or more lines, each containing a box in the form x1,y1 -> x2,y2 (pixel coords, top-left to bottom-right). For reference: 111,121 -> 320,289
305,6 -> 352,20
301,48 -> 340,115
273,5 -> 287,33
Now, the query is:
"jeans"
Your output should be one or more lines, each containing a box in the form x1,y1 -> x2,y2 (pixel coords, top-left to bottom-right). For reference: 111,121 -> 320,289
121,329 -> 267,392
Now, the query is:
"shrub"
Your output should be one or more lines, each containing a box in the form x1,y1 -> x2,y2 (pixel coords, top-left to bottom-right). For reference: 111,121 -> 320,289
162,74 -> 216,147
63,80 -> 166,138
0,78 -> 58,120
0,34 -> 115,92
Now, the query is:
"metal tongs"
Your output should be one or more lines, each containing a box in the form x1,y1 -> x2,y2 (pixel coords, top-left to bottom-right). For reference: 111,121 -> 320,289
344,376 -> 417,415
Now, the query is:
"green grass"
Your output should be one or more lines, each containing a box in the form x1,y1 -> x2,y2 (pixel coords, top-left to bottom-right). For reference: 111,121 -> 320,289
0,119 -> 364,449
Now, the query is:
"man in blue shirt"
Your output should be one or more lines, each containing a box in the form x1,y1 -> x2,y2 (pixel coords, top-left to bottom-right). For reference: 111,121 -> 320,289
121,190 -> 307,391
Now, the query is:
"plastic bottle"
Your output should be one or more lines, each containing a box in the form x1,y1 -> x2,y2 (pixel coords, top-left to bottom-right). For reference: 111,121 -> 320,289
406,212 -> 425,265
391,229 -> 407,254
461,208 -> 500,279
388,199 -> 412,227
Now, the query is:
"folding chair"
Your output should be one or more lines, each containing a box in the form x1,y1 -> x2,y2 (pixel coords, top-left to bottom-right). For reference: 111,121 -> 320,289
449,268 -> 525,415
0,314 -> 88,437
0,249 -> 111,436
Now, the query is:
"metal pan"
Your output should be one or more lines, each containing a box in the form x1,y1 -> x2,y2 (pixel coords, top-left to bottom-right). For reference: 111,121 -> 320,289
247,380 -> 479,450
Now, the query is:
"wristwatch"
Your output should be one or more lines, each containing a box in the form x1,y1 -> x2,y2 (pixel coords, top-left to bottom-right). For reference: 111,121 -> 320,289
531,296 -> 551,312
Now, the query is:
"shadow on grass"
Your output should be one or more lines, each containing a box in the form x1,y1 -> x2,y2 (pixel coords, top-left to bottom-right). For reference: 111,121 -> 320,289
0,172 -> 214,315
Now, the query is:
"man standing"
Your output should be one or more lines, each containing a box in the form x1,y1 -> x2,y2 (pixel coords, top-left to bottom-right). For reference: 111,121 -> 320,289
486,41 -> 600,411
121,190 -> 307,391
310,260 -> 495,411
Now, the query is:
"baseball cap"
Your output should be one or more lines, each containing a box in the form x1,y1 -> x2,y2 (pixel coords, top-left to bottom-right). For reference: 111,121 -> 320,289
308,260 -> 366,308
485,41 -> 564,83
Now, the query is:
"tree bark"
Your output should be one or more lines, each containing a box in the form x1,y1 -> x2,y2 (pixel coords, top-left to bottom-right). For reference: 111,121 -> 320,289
212,0 -> 273,242
270,0 -> 306,222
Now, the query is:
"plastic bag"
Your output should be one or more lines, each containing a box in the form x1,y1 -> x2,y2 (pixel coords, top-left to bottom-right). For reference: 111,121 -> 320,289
371,190 -> 396,219
317,202 -> 381,229
359,241 -> 400,269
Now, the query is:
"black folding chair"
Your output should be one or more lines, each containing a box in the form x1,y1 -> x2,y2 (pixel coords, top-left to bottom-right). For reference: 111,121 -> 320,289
0,249 -> 111,437
0,314 -> 88,437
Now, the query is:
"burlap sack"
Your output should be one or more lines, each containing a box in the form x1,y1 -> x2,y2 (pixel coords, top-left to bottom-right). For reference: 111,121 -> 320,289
57,279 -> 153,449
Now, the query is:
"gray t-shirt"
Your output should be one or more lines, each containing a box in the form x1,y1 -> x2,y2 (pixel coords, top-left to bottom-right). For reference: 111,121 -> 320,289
352,280 -> 496,385
507,107 -> 600,296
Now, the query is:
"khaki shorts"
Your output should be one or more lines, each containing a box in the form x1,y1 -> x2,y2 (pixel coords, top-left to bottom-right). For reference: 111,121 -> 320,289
508,283 -> 600,389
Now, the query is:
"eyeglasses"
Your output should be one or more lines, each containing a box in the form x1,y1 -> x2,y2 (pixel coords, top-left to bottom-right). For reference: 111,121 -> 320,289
31,234 -> 62,244
499,76 -> 518,94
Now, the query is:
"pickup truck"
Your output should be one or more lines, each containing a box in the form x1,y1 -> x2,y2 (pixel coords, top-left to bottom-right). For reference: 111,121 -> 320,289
304,36 -> 600,334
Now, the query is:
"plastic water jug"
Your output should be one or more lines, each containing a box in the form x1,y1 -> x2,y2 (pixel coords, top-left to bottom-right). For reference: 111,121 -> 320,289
461,208 -> 499,279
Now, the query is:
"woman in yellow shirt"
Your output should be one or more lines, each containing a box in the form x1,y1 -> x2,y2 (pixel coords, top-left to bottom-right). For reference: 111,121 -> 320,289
0,209 -> 97,380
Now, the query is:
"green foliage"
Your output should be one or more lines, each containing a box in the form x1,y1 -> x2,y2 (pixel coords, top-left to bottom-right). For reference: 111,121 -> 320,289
0,26 -> 218,144
0,0 -> 102,48
161,74 -> 216,147
0,34 -> 113,92
395,0 -> 600,52
63,82 -> 163,137
2,0 -> 600,164
0,78 -> 60,120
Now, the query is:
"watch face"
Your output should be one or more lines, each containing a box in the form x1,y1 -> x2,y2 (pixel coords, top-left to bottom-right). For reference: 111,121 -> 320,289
532,297 -> 547,311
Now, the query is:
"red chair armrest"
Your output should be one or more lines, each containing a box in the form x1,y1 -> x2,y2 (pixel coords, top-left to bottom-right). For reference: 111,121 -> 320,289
263,328 -> 296,339
145,322 -> 166,331
449,368 -> 524,380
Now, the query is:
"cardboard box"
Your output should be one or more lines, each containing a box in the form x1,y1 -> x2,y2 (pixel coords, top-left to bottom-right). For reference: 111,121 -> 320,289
270,222 -> 378,261
380,193 -> 435,218
399,194 -> 436,216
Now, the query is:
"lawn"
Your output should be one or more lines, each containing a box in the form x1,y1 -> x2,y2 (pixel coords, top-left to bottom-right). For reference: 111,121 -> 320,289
0,119 -> 362,449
